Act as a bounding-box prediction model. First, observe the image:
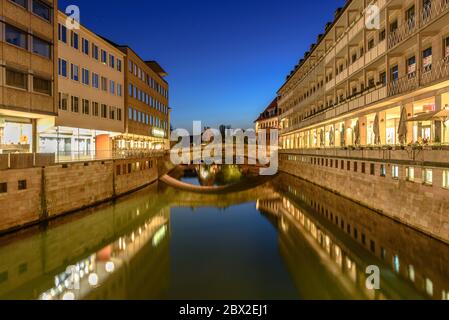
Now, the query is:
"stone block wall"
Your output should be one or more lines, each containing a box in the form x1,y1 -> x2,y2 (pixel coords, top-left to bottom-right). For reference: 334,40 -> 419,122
0,155 -> 165,234
280,151 -> 449,243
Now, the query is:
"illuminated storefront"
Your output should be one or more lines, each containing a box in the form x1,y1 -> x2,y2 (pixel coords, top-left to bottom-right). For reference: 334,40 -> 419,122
0,117 -> 33,153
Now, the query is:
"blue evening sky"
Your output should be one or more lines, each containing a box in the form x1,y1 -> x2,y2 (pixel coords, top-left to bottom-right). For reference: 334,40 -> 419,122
58,0 -> 345,130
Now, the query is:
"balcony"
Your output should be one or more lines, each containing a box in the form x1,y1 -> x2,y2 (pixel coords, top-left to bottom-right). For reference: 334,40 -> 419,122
421,57 -> 449,86
365,40 -> 386,65
325,78 -> 336,92
335,34 -> 348,54
388,17 -> 418,49
421,0 -> 449,27
348,16 -> 364,42
335,68 -> 348,84
348,57 -> 364,76
325,47 -> 335,64
365,85 -> 387,105
388,74 -> 418,97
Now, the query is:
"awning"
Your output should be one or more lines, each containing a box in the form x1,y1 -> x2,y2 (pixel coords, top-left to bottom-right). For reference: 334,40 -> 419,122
407,111 -> 438,122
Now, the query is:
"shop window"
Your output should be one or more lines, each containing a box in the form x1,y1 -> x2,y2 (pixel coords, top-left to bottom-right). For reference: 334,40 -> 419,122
380,164 -> 387,177
406,167 -> 415,181
423,169 -> 433,185
18,180 -> 27,190
6,69 -> 28,90
0,183 -> 7,194
33,77 -> 51,95
392,165 -> 399,179
443,170 -> 449,189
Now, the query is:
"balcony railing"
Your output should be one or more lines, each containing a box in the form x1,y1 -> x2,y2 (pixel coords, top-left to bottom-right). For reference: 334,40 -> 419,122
421,57 -> 449,85
388,17 -> 418,49
335,68 -> 348,84
365,40 -> 386,65
421,0 -> 449,27
388,74 -> 418,97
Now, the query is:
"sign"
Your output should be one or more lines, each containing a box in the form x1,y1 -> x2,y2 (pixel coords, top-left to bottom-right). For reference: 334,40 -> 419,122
152,128 -> 166,138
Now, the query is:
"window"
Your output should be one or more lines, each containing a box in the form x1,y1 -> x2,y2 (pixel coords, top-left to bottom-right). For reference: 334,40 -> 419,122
380,71 -> 387,85
442,170 -> 449,189
82,68 -> 90,85
58,93 -> 68,110
92,102 -> 99,116
101,104 -> 107,118
406,167 -> 415,181
11,0 -> 27,8
58,23 -> 67,43
71,31 -> 79,49
117,84 -> 122,97
71,64 -> 79,81
380,164 -> 387,177
92,73 -> 99,88
109,54 -> 115,68
423,47 -> 432,72
32,0 -> 51,21
101,50 -> 107,64
58,58 -> 67,77
423,169 -> 433,185
0,183 -> 7,194
82,99 -> 89,115
128,107 -> 133,120
368,38 -> 375,50
33,36 -> 51,58
128,60 -> 133,73
92,44 -> 99,60
82,38 -> 89,55
18,180 -> 27,190
117,59 -> 122,72
71,96 -> 79,112
5,24 -> 27,49
33,77 -> 51,95
128,84 -> 133,97
445,37 -> 449,59
117,109 -> 122,121
407,56 -> 416,78
391,65 -> 399,82
101,77 -> 108,91
392,165 -> 399,179
110,80 -> 115,94
109,106 -> 115,120
347,161 -> 350,171
6,69 -> 27,89
390,20 -> 398,33
354,162 -> 358,172
362,162 -> 366,174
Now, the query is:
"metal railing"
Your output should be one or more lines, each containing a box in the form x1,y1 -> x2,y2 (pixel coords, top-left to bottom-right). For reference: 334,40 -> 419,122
421,57 -> 449,85
388,16 -> 418,49
388,74 -> 418,97
422,0 -> 449,27
55,150 -> 167,163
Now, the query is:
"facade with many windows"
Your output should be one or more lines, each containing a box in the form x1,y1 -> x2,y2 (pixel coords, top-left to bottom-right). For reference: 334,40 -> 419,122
255,98 -> 280,146
0,0 -> 57,154
114,46 -> 170,151
38,11 -> 125,161
277,0 -> 449,243
279,0 -> 449,150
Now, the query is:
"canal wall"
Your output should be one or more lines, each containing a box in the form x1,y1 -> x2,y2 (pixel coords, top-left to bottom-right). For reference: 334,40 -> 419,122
279,149 -> 449,244
0,154 -> 170,235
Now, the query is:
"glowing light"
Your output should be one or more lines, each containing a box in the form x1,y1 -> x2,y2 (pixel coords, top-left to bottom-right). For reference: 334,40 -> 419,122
41,293 -> 52,300
88,273 -> 99,286
105,261 -> 115,273
62,292 -> 75,300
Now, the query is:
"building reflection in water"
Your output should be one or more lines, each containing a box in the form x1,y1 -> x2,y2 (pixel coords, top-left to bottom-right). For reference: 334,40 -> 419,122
0,173 -> 449,300
259,174 -> 449,300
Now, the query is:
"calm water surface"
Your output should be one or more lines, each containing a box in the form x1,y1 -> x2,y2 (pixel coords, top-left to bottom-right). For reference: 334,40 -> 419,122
0,169 -> 448,300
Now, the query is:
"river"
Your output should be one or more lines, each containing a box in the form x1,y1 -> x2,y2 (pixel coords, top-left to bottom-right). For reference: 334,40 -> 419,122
0,168 -> 448,300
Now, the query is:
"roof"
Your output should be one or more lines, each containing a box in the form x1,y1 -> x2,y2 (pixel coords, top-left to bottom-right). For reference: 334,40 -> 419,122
255,98 -> 279,123
145,61 -> 168,77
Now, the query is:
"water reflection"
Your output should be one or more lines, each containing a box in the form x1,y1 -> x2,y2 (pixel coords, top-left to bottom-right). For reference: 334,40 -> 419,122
0,173 -> 448,300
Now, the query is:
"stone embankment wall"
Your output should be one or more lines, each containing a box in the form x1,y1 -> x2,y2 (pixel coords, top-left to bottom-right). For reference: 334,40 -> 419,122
0,155 -> 166,234
279,149 -> 449,244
